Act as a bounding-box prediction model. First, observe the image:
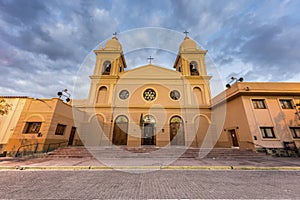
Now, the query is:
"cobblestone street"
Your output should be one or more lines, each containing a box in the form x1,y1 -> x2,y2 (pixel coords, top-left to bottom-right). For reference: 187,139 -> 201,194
0,170 -> 299,199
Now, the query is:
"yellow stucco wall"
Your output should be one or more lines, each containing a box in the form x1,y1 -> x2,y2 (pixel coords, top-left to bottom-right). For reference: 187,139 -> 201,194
5,98 -> 81,154
0,97 -> 27,151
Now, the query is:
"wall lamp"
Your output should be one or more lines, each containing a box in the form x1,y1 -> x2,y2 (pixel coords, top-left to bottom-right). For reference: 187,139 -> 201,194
226,77 -> 244,88
57,89 -> 71,102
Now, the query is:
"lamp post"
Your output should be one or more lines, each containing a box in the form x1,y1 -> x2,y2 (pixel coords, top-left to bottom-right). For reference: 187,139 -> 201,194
225,77 -> 244,88
57,89 -> 71,102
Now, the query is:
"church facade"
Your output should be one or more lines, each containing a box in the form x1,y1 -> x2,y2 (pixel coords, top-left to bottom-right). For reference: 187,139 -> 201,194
75,35 -> 212,147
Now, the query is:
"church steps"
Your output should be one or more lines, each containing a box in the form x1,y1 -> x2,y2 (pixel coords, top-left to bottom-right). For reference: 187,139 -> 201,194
46,146 -> 268,159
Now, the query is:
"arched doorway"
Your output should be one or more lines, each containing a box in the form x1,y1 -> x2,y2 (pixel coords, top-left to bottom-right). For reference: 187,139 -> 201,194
141,115 -> 156,145
112,115 -> 128,145
170,116 -> 185,145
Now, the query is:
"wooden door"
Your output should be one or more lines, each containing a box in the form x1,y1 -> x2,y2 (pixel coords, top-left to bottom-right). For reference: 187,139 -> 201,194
112,123 -> 128,145
68,127 -> 76,145
170,117 -> 185,146
229,129 -> 239,147
142,123 -> 155,145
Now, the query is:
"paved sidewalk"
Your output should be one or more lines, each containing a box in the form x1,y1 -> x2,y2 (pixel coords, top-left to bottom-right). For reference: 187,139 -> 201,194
0,154 -> 300,170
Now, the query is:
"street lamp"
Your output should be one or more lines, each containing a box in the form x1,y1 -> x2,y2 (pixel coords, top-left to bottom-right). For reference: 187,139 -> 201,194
57,89 -> 71,102
226,77 -> 244,88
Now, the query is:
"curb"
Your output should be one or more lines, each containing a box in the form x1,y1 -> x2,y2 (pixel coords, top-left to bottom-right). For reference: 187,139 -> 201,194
231,166 -> 300,171
0,165 -> 300,171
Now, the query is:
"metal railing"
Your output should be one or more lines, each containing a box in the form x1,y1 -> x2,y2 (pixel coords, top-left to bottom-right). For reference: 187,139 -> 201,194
246,141 -> 271,154
15,141 -> 69,157
46,141 -> 68,153
246,141 -> 267,148
247,140 -> 300,157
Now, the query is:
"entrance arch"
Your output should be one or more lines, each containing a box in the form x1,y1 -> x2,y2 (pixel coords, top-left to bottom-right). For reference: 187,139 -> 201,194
141,115 -> 156,145
170,116 -> 185,145
112,115 -> 128,145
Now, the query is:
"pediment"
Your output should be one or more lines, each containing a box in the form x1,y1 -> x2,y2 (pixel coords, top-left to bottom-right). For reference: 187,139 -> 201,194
120,65 -> 181,79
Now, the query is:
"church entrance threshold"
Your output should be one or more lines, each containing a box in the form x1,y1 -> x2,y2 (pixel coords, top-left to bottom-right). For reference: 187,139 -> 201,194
142,123 -> 155,145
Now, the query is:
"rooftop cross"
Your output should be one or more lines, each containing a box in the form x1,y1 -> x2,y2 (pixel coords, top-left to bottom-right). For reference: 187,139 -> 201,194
147,56 -> 154,64
183,30 -> 189,37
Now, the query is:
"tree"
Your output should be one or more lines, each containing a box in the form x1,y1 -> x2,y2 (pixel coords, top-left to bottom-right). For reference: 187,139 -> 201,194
0,98 -> 12,115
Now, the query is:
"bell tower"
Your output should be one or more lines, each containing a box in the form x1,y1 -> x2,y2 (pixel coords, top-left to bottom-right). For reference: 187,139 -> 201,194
174,35 -> 208,77
88,35 -> 127,105
92,35 -> 126,76
173,35 -> 211,106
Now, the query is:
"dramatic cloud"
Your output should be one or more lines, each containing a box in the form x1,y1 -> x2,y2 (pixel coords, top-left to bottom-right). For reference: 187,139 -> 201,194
0,0 -> 299,98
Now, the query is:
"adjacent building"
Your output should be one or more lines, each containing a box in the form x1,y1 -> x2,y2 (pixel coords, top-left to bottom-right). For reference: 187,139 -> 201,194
0,96 -> 27,154
213,82 -> 300,150
0,97 -> 80,156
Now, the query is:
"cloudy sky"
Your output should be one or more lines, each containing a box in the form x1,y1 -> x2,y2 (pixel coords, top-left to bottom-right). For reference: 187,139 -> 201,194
0,0 -> 299,99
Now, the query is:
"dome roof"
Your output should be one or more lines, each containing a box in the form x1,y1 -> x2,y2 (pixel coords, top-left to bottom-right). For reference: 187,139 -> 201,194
179,36 -> 197,51
105,36 -> 122,50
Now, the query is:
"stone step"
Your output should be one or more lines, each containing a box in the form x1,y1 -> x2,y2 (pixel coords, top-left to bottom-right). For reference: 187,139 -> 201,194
47,146 -> 267,159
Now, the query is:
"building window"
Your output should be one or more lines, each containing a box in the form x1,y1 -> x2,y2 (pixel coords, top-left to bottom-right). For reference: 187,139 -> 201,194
119,90 -> 129,100
190,61 -> 199,76
290,127 -> 300,139
23,122 -> 41,134
170,90 -> 180,100
252,99 -> 266,109
55,124 -> 66,135
260,127 -> 276,138
102,61 -> 111,75
143,88 -> 156,101
280,99 -> 293,109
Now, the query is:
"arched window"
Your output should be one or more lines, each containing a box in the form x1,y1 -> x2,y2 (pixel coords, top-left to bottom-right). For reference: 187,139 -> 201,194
169,116 -> 185,145
102,61 -> 111,75
190,61 -> 199,76
194,115 -> 210,147
96,86 -> 108,104
193,87 -> 204,105
113,115 -> 128,145
178,65 -> 182,72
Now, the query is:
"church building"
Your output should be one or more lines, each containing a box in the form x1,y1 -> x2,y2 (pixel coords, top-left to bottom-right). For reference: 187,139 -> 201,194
75,35 -> 212,147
